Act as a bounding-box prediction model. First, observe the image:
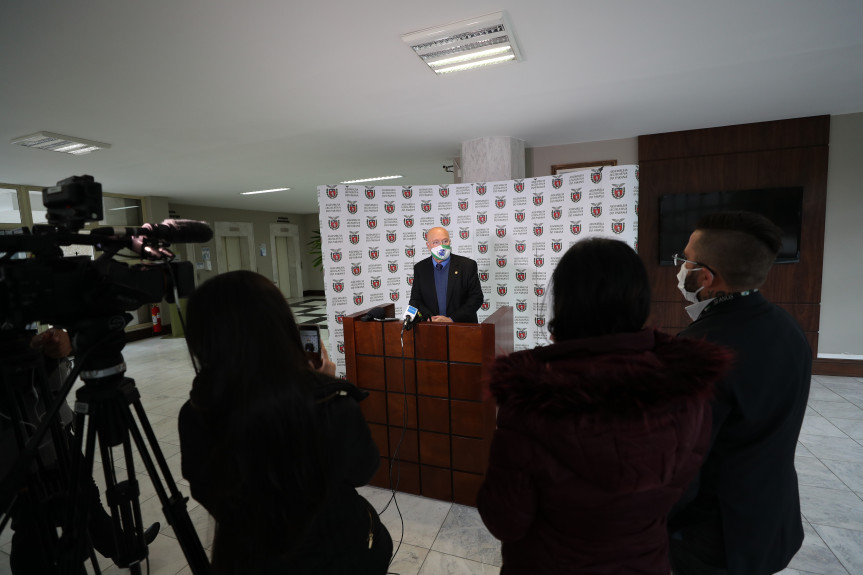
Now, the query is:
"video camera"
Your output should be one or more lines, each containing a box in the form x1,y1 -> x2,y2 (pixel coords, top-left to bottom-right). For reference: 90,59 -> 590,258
0,175 -> 214,573
0,175 -> 212,330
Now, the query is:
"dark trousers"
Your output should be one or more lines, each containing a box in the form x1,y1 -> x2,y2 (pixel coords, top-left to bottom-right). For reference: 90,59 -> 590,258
670,536 -> 728,575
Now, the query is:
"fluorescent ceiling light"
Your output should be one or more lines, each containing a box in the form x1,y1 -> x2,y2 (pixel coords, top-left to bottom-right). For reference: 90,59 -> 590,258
108,205 -> 140,211
402,11 -> 522,76
340,175 -> 403,184
241,187 -> 290,195
10,131 -> 111,155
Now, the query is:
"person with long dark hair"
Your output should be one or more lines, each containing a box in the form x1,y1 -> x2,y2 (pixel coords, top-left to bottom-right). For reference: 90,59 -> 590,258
477,238 -> 732,574
178,270 -> 391,574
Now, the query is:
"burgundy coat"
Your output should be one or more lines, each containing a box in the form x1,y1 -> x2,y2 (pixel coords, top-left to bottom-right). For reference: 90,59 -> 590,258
477,329 -> 731,575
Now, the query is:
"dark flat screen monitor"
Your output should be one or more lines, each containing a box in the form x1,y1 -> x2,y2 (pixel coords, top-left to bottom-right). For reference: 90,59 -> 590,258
658,187 -> 803,265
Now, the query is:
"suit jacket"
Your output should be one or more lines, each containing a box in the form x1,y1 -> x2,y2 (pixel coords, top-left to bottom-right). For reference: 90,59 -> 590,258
670,291 -> 811,575
408,254 -> 483,323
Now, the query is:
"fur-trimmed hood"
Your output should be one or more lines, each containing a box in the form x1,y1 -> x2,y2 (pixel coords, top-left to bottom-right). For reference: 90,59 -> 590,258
490,329 -> 731,419
488,329 -> 732,486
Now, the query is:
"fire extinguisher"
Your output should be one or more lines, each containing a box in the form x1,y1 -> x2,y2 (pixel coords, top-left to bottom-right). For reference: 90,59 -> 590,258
151,304 -> 162,334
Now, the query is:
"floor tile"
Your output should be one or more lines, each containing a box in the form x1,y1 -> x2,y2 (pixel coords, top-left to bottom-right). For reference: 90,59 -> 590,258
809,385 -> 849,402
787,521 -> 851,574
798,434 -> 863,462
812,524 -> 863,575
828,418 -> 863,440
801,415 -> 849,437
419,550 -> 500,574
799,485 -> 863,531
431,505 -> 502,566
808,401 -> 863,420
388,542 -> 430,575
796,456 -> 851,491
820,459 -> 863,493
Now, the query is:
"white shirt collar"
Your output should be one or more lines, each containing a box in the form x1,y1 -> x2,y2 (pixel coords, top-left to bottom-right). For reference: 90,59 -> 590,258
685,297 -> 716,321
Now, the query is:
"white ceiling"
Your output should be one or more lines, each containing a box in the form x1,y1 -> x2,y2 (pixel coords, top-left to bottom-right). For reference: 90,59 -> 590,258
2,1 -> 862,215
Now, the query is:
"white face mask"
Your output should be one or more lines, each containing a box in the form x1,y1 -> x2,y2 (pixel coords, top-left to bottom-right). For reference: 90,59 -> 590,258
677,263 -> 703,304
430,244 -> 451,262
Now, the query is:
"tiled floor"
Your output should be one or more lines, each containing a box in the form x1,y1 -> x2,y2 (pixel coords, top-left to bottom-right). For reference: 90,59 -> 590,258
2,298 -> 862,574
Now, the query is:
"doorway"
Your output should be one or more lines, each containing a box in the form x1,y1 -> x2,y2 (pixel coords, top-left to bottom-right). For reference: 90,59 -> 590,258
215,221 -> 256,274
270,223 -> 303,298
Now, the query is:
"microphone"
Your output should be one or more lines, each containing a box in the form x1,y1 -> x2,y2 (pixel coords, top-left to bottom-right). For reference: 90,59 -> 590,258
360,307 -> 387,322
92,219 -> 213,244
402,305 -> 424,332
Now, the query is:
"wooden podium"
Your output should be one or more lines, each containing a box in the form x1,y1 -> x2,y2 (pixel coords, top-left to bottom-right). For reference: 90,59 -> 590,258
343,304 -> 513,506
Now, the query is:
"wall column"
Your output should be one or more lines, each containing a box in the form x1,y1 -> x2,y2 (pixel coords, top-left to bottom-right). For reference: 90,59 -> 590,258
460,136 -> 525,183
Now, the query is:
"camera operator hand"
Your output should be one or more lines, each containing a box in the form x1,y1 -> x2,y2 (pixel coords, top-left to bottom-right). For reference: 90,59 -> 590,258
313,343 -> 337,378
30,328 -> 72,359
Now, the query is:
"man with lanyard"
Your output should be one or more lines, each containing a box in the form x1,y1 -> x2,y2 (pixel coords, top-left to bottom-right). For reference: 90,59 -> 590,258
668,211 -> 811,575
408,226 -> 483,323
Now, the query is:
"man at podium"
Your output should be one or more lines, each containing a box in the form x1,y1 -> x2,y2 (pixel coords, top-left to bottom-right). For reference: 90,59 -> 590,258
408,226 -> 483,323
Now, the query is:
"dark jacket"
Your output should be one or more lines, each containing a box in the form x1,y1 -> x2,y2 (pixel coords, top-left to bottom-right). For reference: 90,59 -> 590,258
408,253 -> 483,322
178,375 -> 389,574
477,329 -> 731,575
671,291 -> 811,574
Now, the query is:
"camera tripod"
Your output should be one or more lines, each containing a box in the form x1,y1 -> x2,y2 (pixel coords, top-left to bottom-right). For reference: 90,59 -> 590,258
1,316 -> 210,574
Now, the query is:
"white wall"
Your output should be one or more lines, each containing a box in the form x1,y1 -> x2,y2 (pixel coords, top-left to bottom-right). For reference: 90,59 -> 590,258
526,137 -> 638,177
819,113 -> 863,357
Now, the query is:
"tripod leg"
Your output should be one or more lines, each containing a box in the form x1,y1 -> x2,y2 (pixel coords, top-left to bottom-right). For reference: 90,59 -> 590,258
122,381 -> 210,575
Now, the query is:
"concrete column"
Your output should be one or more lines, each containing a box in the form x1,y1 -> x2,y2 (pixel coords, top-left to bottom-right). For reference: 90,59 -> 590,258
460,136 -> 525,183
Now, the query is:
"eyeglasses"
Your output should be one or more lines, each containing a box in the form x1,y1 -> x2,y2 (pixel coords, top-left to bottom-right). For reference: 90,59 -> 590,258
428,238 -> 450,247
672,253 -> 716,276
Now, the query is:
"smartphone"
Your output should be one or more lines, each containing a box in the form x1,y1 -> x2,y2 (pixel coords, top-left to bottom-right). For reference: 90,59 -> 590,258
299,324 -> 322,368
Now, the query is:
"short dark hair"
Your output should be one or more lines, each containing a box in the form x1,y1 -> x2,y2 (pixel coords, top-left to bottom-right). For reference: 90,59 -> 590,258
548,238 -> 650,341
692,211 -> 782,291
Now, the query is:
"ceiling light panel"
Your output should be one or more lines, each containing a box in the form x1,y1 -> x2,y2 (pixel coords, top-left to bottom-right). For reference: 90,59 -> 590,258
10,131 -> 111,155
402,12 -> 522,75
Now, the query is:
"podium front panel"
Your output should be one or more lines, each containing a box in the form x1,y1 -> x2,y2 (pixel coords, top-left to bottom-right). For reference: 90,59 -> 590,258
389,428 -> 419,463
451,400 -> 484,438
416,361 -> 449,397
355,355 -> 385,390
417,396 -> 449,434
385,357 -> 416,394
419,430 -> 451,468
449,364 -> 483,401
387,392 -> 418,429
346,307 -> 513,503
448,324 -> 484,363
421,465 -> 452,501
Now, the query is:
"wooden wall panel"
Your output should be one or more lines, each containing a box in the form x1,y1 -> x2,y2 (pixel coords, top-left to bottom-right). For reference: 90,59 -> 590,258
638,116 -> 829,359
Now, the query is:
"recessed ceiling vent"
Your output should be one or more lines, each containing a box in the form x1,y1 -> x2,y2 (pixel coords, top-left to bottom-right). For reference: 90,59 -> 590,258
402,11 -> 523,75
11,131 -> 111,155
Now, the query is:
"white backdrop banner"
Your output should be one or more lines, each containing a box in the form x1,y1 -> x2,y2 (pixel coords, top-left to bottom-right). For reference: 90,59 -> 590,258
317,165 -> 639,376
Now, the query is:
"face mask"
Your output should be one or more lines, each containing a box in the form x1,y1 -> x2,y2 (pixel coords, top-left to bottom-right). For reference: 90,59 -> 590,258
677,263 -> 703,304
430,244 -> 451,262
